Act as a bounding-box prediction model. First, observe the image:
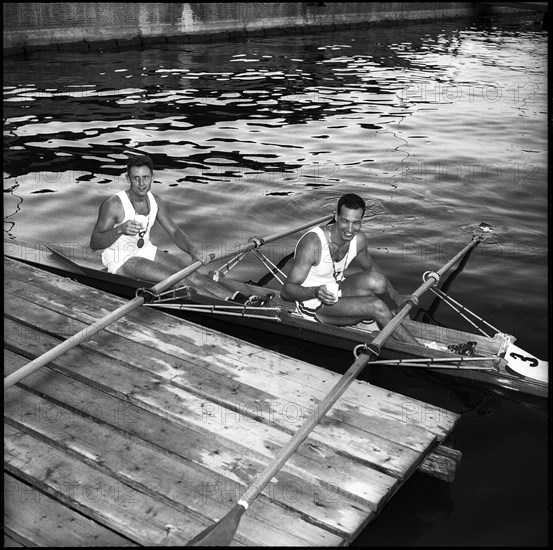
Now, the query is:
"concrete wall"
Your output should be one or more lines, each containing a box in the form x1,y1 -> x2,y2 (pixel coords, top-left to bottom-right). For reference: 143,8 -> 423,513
3,2 -> 528,55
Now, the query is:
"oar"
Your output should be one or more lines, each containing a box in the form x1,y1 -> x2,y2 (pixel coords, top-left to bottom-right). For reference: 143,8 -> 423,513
4,214 -> 333,390
186,231 -> 486,546
416,234 -> 476,323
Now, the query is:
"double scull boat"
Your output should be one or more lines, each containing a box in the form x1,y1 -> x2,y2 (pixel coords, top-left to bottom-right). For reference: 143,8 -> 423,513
4,218 -> 548,400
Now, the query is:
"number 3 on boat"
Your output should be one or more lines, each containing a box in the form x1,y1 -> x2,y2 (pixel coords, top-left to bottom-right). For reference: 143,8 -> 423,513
504,342 -> 548,383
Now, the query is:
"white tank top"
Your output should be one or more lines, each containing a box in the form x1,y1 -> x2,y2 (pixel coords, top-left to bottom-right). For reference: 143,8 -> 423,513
297,225 -> 358,287
101,190 -> 158,268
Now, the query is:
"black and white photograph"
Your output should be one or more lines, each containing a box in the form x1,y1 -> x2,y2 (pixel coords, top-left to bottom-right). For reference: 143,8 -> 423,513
4,2 -> 548,546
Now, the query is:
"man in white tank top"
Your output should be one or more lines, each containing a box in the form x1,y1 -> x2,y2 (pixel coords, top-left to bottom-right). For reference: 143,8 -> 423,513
281,193 -> 419,345
90,155 -> 245,301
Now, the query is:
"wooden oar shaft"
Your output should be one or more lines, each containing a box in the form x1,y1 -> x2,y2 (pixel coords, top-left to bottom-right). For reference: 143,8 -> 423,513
186,232 -> 487,545
152,214 -> 332,294
4,215 -> 331,390
150,259 -> 205,295
253,214 -> 333,246
4,296 -> 143,389
428,236 -> 482,280
4,258 -> 210,391
240,236 -> 482,507
240,307 -> 411,506
147,214 -> 334,296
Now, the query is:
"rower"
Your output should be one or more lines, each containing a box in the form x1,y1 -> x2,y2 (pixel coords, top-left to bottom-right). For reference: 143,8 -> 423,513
280,193 -> 419,344
90,154 -> 267,304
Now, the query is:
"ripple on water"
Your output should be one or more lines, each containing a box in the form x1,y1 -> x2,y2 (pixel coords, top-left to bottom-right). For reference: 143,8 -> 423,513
3,17 -> 547,355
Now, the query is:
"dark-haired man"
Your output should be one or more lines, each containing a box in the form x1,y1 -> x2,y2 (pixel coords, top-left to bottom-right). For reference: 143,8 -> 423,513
281,193 -> 419,344
90,155 -> 246,300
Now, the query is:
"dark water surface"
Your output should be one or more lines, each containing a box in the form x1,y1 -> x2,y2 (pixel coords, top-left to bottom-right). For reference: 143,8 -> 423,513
4,12 -> 548,546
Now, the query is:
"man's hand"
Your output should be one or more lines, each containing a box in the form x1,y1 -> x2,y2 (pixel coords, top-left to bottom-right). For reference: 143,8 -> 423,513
120,219 -> 144,236
395,294 -> 419,309
198,252 -> 216,265
317,285 -> 339,306
190,247 -> 214,265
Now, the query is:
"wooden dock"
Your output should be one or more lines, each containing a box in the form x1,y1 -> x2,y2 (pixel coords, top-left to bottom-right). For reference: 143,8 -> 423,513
4,258 -> 461,546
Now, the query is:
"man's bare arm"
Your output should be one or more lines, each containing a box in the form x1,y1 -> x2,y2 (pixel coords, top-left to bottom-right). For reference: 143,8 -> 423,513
90,197 -> 123,250
281,233 -> 336,304
155,195 -> 204,261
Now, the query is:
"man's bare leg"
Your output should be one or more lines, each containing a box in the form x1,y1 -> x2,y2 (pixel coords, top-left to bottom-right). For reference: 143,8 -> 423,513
117,253 -> 233,300
316,295 -> 419,345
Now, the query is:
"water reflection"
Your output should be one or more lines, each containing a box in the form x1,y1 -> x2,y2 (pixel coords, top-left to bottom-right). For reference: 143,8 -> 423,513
5,22 -> 546,194
3,15 -> 547,353
5,32 -> 465,182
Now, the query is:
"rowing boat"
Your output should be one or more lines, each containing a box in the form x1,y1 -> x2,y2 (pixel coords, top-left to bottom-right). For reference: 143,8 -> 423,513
4,224 -> 548,400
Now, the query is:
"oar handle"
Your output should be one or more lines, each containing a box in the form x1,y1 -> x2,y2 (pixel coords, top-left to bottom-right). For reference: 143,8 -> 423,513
239,234 -> 483,507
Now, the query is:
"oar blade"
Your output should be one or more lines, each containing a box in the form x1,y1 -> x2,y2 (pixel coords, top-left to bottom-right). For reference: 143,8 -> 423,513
187,503 -> 245,546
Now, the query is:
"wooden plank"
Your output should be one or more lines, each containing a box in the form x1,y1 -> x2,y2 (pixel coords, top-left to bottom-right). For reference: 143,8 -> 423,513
4,333 -> 398,511
4,259 -> 458,441
419,445 -> 462,483
4,473 -> 137,547
4,307 -> 432,482
4,260 -> 461,545
4,357 -> 391,515
4,284 -> 450,488
4,378 -> 368,542
4,423 -> 342,546
4,264 -> 454,478
4,257 -> 458,442
4,424 -> 210,546
4,348 -> 393,511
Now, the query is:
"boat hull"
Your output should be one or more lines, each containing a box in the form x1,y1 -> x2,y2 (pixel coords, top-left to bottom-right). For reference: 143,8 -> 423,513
4,238 -> 547,400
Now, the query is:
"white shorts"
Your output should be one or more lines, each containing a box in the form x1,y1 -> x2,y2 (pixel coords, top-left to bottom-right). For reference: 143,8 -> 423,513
103,241 -> 158,274
295,284 -> 343,322
296,299 -> 323,322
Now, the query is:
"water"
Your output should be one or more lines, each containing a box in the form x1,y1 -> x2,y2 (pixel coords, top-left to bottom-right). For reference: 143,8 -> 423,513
3,13 -> 548,546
